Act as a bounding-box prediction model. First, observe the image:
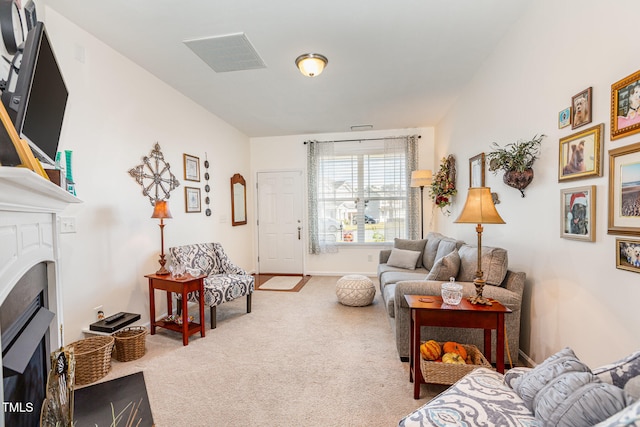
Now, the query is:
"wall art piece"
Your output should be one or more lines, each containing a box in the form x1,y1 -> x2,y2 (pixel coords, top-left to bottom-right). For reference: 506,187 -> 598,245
469,153 -> 485,187
558,107 -> 571,128
572,87 -> 592,129
204,153 -> 211,217
560,185 -> 596,242
608,141 -> 640,235
611,69 -> 640,140
128,143 -> 180,205
183,153 -> 200,182
185,186 -> 201,213
616,238 -> 640,273
558,123 -> 603,182
231,173 -> 247,226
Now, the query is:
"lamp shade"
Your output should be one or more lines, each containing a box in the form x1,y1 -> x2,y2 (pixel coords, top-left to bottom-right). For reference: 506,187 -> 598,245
295,53 -> 328,77
151,200 -> 173,219
410,170 -> 433,188
454,187 -> 505,224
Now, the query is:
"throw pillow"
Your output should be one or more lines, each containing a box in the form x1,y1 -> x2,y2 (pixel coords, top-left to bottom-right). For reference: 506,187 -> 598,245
457,245 -> 508,286
434,238 -> 459,263
423,232 -> 444,270
425,249 -> 461,281
394,238 -> 427,268
386,248 -> 422,270
512,347 -> 631,427
594,350 -> 640,400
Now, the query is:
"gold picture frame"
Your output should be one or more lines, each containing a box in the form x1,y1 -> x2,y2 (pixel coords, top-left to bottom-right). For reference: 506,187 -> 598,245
560,185 -> 596,242
608,141 -> 640,235
611,69 -> 640,140
469,153 -> 485,187
185,186 -> 201,213
183,153 -> 200,182
616,238 -> 640,273
558,123 -> 603,182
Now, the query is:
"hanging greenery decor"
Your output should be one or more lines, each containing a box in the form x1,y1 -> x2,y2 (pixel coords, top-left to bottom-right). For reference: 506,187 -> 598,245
430,155 -> 457,215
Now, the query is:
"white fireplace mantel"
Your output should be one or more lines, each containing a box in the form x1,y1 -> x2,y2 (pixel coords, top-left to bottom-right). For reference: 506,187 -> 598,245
0,167 -> 81,423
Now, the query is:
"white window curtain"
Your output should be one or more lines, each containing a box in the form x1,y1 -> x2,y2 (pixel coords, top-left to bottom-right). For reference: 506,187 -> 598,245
307,135 -> 419,255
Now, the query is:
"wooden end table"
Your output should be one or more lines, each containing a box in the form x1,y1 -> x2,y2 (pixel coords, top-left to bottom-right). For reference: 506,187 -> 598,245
146,273 -> 206,346
405,294 -> 511,399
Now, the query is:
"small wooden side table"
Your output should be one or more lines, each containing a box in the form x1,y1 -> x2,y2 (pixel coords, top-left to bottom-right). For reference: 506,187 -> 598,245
405,294 -> 511,399
145,273 -> 206,346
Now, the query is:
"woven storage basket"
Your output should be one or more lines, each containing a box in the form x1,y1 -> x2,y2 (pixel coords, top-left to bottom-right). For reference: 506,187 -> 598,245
421,343 -> 492,385
113,326 -> 147,362
69,335 -> 115,386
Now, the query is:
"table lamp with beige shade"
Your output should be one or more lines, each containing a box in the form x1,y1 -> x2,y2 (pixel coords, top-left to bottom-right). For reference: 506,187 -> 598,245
454,187 -> 505,305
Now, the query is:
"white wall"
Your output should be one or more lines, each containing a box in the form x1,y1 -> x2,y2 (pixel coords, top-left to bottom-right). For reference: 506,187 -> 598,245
250,128 -> 435,276
40,8 -> 253,344
436,0 -> 640,366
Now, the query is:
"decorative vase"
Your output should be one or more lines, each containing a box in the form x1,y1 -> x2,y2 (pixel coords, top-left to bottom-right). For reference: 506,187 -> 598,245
64,150 -> 76,196
503,168 -> 534,197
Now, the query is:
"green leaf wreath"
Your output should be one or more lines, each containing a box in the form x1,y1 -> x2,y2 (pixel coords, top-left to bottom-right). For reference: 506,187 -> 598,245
430,155 -> 457,215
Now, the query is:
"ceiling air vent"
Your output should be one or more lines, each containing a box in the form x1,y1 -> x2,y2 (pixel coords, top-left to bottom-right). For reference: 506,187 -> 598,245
183,32 -> 266,73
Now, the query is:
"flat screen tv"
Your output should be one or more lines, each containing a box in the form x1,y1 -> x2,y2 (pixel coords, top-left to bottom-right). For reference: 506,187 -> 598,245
1,21 -> 68,167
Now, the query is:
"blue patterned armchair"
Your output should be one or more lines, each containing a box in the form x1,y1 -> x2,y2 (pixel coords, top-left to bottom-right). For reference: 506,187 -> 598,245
168,242 -> 254,328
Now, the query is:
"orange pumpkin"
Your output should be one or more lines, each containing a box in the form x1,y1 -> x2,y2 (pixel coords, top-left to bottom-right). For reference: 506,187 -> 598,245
442,342 -> 467,361
420,340 -> 442,361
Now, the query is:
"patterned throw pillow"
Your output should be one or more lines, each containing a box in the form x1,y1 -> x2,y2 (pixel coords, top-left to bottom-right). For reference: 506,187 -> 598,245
594,350 -> 640,400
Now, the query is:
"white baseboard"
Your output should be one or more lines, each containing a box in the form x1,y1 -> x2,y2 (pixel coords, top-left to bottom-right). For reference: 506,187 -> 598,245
518,349 -> 537,367
304,271 -> 376,278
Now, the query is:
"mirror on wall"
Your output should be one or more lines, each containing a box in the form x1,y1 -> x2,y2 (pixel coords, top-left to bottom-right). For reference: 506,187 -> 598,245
231,173 -> 247,226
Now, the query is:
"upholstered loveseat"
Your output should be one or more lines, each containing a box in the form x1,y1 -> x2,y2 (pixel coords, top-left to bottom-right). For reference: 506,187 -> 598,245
168,242 -> 254,328
378,232 -> 525,363
399,348 -> 640,427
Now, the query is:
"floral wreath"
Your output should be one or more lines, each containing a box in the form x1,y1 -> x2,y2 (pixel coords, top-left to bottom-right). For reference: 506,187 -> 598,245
430,155 -> 457,215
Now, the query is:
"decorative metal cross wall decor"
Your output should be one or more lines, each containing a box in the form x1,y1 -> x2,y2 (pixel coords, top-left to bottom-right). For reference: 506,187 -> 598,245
128,143 -> 180,205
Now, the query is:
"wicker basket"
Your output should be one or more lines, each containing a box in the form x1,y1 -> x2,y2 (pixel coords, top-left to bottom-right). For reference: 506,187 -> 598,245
421,343 -> 493,385
69,336 -> 115,386
113,326 -> 147,362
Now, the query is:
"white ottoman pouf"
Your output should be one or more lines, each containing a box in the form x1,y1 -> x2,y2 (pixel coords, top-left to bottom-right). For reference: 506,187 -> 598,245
336,275 -> 375,306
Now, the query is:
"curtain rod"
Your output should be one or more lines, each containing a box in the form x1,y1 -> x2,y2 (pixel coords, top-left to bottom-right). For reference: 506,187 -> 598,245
303,135 -> 420,144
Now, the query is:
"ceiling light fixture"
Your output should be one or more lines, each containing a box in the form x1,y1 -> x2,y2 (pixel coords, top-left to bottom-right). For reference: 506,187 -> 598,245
295,53 -> 328,77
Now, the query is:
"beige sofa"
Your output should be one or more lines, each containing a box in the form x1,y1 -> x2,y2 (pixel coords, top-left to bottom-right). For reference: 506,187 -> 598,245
378,232 -> 525,363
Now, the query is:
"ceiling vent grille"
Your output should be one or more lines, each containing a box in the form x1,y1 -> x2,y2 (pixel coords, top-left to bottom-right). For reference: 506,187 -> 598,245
183,32 -> 266,73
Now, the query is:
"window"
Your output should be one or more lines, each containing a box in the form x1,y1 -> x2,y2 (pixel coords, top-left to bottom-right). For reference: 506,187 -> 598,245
308,136 -> 419,252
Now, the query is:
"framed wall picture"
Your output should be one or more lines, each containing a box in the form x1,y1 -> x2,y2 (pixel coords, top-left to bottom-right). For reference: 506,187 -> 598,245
185,186 -> 201,213
571,87 -> 592,129
611,69 -> 640,140
558,107 -> 571,129
183,153 -> 200,182
469,153 -> 485,187
616,238 -> 640,273
558,123 -> 603,182
560,185 -> 596,241
608,141 -> 640,235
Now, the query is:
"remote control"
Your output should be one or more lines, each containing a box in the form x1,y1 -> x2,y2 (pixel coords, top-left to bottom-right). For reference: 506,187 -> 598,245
104,312 -> 125,324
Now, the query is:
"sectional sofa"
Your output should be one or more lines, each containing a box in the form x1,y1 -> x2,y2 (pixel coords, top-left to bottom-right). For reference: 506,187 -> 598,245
377,232 -> 525,363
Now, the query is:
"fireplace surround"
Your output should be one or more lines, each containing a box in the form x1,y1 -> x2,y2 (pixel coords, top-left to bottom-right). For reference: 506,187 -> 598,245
0,168 -> 80,427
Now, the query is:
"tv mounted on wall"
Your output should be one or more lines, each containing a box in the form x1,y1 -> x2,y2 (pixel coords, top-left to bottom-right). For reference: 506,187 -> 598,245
0,21 -> 68,167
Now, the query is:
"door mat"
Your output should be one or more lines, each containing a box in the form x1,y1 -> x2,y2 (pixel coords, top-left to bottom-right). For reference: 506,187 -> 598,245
74,371 -> 153,427
258,276 -> 304,291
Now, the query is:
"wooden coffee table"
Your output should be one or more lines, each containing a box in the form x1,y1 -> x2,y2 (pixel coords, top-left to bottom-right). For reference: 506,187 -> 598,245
404,294 -> 511,399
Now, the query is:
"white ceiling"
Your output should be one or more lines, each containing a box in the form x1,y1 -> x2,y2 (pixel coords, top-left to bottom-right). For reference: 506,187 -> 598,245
41,0 -> 530,138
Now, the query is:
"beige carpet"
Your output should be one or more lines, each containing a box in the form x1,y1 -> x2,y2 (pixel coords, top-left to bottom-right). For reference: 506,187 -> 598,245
99,276 -> 443,426
258,275 -> 302,290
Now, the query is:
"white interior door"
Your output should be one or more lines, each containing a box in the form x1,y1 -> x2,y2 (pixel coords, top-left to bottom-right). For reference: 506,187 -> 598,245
257,171 -> 303,274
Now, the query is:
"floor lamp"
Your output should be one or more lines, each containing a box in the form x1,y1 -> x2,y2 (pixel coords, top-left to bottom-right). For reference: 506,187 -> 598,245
454,187 -> 505,305
410,170 -> 433,239
151,200 -> 173,275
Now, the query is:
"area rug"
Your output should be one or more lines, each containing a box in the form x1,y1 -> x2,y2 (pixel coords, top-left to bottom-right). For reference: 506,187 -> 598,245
257,275 -> 303,291
73,371 -> 153,427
